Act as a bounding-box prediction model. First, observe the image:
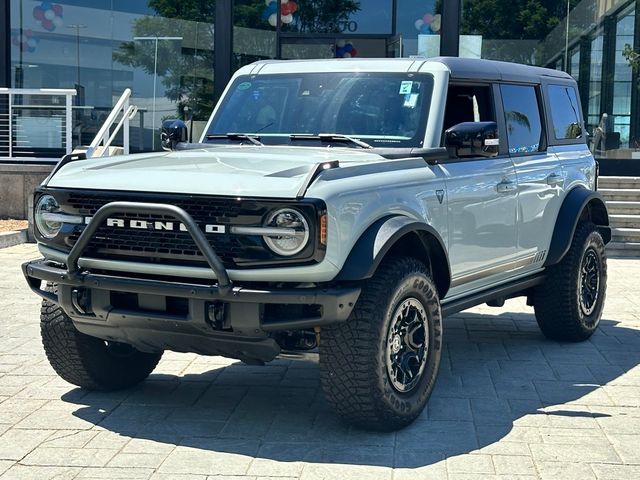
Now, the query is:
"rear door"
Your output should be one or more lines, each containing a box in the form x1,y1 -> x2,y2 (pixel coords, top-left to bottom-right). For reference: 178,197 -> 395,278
503,83 -> 565,269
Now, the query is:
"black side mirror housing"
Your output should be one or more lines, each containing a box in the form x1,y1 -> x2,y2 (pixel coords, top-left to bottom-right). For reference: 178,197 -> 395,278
161,119 -> 188,151
444,121 -> 499,159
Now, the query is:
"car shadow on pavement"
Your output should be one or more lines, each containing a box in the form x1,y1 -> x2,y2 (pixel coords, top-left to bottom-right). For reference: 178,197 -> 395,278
63,311 -> 640,469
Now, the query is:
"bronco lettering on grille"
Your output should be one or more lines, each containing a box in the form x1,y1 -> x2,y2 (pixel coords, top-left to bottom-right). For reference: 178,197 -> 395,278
83,217 -> 226,233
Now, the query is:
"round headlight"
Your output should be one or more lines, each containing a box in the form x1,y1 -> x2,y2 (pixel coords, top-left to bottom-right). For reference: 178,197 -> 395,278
35,194 -> 62,239
263,208 -> 310,256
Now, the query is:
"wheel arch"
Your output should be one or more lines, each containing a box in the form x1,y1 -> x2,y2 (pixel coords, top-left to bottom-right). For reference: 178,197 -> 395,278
544,187 -> 611,267
333,215 -> 451,298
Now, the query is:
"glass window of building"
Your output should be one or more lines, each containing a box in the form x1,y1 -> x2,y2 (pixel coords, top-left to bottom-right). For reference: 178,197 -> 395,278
233,0 -> 277,71
500,84 -> 543,154
276,0 -> 393,34
613,5 -> 634,149
570,49 -> 580,81
4,0 -> 640,175
588,32 -> 604,136
395,0 -> 440,57
10,0 -> 216,154
459,0 -> 640,174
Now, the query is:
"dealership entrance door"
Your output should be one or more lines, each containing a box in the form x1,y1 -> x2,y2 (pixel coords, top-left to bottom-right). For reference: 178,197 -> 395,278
279,36 -> 402,59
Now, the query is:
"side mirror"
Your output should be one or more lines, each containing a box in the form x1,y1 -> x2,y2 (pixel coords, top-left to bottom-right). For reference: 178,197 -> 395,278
160,119 -> 188,151
444,121 -> 499,159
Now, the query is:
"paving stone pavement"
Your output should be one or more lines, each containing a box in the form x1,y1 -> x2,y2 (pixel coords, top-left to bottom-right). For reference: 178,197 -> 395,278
1,243 -> 639,479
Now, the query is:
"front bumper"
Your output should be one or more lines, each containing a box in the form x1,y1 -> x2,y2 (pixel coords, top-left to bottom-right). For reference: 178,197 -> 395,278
23,259 -> 359,362
23,201 -> 360,363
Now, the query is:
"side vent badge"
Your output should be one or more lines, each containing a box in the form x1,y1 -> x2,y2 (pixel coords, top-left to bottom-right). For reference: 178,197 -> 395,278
436,190 -> 445,204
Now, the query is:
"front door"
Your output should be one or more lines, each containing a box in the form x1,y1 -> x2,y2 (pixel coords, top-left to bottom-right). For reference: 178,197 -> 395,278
441,84 -> 520,298
443,158 -> 519,297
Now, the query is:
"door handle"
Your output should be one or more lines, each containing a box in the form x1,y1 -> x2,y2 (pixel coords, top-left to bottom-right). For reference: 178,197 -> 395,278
546,173 -> 563,186
496,180 -> 517,193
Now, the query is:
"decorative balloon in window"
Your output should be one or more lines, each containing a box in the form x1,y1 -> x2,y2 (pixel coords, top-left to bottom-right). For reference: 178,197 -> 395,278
12,29 -> 39,53
414,12 -> 441,34
262,0 -> 298,27
335,40 -> 358,58
33,2 -> 64,32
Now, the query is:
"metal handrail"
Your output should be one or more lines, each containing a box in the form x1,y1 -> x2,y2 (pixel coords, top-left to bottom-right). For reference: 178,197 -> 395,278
105,105 -> 138,149
87,88 -> 134,157
0,88 -> 76,158
0,88 -> 77,95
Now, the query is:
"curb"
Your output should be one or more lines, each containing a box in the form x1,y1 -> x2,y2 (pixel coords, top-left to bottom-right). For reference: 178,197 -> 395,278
0,229 -> 28,249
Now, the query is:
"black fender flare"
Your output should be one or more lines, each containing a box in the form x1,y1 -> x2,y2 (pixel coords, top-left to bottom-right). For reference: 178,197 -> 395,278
333,215 -> 451,297
544,187 -> 611,267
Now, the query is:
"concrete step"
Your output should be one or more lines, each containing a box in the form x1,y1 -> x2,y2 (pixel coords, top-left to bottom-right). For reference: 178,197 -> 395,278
605,201 -> 640,215
606,241 -> 640,258
610,214 -> 640,229
599,188 -> 640,201
611,227 -> 640,243
0,230 -> 27,249
599,176 -> 640,189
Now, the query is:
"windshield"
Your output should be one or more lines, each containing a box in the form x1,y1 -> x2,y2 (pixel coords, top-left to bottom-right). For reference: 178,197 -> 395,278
205,72 -> 434,148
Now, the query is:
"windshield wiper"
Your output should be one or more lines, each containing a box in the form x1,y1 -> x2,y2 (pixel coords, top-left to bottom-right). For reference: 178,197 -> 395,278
289,133 -> 372,149
205,133 -> 263,146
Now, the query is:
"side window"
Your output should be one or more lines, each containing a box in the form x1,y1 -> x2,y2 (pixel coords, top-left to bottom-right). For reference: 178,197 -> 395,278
442,84 -> 495,133
547,85 -> 583,140
500,84 -> 544,154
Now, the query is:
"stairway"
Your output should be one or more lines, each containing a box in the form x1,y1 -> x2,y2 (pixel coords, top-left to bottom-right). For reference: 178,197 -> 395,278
598,176 -> 640,258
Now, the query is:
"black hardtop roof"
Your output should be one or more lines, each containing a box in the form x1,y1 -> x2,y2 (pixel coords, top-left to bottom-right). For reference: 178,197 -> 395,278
427,56 -> 574,83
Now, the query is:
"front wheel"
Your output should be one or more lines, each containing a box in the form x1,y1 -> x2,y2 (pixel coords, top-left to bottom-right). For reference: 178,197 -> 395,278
533,222 -> 607,341
319,257 -> 442,431
41,285 -> 163,390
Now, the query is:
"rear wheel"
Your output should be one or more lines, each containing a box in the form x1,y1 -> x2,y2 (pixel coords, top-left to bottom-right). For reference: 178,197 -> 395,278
41,285 -> 163,390
533,222 -> 607,341
320,257 -> 442,431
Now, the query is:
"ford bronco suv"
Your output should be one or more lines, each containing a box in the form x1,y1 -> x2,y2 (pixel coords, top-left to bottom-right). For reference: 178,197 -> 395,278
23,57 -> 610,431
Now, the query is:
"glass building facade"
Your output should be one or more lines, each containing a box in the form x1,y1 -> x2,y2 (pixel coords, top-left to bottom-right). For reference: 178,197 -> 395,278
1,0 -> 639,173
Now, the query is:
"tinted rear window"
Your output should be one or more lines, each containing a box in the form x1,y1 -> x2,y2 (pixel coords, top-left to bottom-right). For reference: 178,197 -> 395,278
500,84 -> 543,154
548,85 -> 583,140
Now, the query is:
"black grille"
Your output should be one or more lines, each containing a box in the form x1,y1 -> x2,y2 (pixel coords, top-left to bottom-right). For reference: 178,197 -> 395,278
57,191 -> 310,269
67,215 -> 249,267
66,193 -> 245,219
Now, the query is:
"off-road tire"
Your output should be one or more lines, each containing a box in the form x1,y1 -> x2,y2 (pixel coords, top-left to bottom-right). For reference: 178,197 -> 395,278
320,257 -> 442,431
533,222 -> 607,341
41,285 -> 163,390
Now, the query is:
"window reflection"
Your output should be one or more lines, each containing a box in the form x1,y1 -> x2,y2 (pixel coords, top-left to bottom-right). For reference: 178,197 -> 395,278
458,0 -> 640,173
10,0 -> 215,153
278,0 -> 392,34
501,85 -> 543,154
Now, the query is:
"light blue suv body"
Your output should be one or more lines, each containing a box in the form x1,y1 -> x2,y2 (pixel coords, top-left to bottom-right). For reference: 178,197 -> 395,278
23,57 -> 612,430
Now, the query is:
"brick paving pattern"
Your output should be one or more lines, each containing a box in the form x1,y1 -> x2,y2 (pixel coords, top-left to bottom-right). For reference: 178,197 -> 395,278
0,243 -> 639,479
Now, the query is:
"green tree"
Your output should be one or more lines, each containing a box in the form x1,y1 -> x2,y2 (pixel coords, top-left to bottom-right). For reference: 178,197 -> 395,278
623,43 -> 640,89
291,0 -> 361,33
115,0 -> 361,120
459,0 -> 581,39
457,0 -> 582,64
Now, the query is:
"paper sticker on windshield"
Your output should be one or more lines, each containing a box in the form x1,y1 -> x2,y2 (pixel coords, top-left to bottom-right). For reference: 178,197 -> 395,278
399,81 -> 413,94
237,82 -> 252,91
404,93 -> 419,108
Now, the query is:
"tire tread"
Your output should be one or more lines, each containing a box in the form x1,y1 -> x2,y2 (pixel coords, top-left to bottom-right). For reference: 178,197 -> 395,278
40,285 -> 162,390
534,222 -> 607,342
